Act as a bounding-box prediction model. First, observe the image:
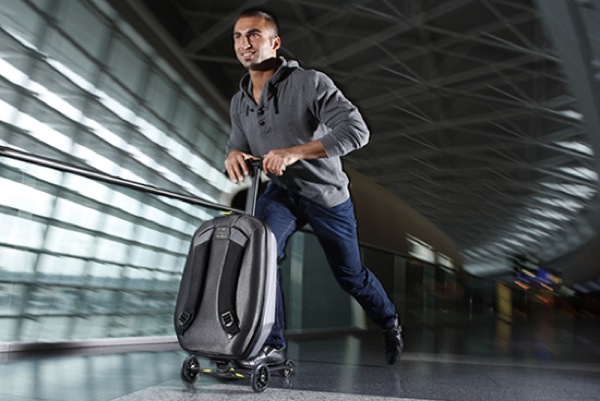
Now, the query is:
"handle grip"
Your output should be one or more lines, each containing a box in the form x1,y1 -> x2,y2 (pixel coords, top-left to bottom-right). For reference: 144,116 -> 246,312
222,158 -> 263,216
245,159 -> 262,216
247,158 -> 263,171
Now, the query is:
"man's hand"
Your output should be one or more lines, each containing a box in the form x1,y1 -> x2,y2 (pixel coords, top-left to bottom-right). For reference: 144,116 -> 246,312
262,148 -> 298,176
262,140 -> 327,176
225,150 -> 258,183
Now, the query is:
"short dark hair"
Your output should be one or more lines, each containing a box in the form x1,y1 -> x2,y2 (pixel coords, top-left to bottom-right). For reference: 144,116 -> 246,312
237,7 -> 280,36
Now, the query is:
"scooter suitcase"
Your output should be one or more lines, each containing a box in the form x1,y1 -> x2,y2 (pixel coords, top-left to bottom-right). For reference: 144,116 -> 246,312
175,160 -> 294,392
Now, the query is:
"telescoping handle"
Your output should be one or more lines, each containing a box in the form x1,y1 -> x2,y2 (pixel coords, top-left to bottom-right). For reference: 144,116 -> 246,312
244,159 -> 263,216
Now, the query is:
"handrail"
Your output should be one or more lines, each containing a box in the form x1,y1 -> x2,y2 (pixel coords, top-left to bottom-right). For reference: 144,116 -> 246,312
0,146 -> 243,214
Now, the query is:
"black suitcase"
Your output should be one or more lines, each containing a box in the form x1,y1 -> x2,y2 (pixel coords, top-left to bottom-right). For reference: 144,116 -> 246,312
175,160 -> 293,392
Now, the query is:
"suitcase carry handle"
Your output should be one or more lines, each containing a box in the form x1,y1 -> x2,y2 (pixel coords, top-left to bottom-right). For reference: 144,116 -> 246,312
244,159 -> 263,216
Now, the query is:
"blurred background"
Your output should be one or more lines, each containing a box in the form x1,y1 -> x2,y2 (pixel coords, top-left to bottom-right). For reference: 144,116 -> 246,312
0,0 -> 598,350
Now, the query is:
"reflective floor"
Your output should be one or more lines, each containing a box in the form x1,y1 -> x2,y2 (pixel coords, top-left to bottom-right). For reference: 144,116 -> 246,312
1,310 -> 599,401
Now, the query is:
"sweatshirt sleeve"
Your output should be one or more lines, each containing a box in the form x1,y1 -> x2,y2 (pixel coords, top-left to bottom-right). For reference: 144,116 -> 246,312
312,71 -> 370,158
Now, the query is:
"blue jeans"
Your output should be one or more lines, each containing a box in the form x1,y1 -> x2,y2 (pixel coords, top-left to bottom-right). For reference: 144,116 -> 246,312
255,183 -> 398,349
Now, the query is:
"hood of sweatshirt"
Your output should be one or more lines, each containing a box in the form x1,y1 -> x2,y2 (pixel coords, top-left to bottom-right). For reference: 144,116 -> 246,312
238,57 -> 300,113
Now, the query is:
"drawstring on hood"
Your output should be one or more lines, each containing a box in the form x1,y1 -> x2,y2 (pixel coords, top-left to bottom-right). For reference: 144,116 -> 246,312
268,84 -> 279,114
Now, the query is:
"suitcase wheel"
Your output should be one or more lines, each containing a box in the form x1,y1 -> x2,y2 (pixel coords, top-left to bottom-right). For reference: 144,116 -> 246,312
282,360 -> 295,378
250,363 -> 270,393
180,355 -> 201,383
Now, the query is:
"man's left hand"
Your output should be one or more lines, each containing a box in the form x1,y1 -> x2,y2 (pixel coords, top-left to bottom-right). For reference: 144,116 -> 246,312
262,140 -> 327,176
262,148 -> 297,176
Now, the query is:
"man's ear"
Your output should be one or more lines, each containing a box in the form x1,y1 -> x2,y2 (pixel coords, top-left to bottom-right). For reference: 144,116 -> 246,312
273,35 -> 281,50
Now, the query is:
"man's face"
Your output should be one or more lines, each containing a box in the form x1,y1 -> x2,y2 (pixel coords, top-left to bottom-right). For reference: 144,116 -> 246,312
233,16 -> 280,69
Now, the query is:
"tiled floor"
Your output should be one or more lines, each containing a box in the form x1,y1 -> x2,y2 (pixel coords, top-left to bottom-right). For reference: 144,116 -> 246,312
1,311 -> 599,401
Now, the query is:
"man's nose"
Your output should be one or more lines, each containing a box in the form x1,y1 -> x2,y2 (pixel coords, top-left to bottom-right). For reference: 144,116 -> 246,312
241,35 -> 251,48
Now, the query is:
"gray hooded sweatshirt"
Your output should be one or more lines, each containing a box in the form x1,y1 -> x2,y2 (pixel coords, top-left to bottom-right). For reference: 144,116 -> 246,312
226,57 -> 369,207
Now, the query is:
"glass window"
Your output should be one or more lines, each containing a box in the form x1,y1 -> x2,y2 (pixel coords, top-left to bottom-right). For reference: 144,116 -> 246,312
0,0 -> 233,343
54,198 -> 102,230
44,227 -> 95,258
71,315 -> 110,338
15,105 -> 74,153
0,178 -> 55,216
0,216 -> 46,250
89,289 -> 116,313
102,215 -> 134,239
0,317 -> 17,341
60,1 -> 107,60
124,267 -> 152,281
37,254 -> 85,279
105,35 -> 146,105
161,254 -> 184,273
44,29 -> 99,87
110,191 -> 141,215
0,248 -> 37,275
0,1 -> 45,46
145,69 -> 177,122
88,261 -> 123,280
171,98 -> 195,137
94,238 -> 127,264
20,316 -> 73,342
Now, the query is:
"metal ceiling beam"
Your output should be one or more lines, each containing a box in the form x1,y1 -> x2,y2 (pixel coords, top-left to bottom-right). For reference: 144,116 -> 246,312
311,0 -> 475,66
534,0 -> 600,195
135,0 -> 600,282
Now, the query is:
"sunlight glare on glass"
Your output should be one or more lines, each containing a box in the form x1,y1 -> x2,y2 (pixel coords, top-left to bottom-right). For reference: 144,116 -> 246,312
556,141 -> 593,156
0,39 -> 235,203
534,196 -> 582,211
527,206 -> 571,221
520,217 -> 561,231
557,110 -> 584,121
0,57 -> 27,85
541,182 -> 596,198
558,166 -> 598,181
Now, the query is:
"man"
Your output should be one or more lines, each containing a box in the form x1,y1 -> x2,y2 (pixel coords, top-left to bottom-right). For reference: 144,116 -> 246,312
224,7 -> 404,367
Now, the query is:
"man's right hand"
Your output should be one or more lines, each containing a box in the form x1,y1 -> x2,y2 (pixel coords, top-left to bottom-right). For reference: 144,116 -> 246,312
224,150 -> 258,183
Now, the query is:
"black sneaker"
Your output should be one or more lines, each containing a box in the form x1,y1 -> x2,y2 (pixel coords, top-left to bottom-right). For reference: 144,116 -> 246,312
235,345 -> 287,369
383,316 -> 404,365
